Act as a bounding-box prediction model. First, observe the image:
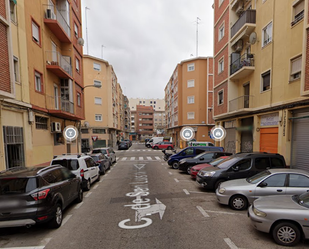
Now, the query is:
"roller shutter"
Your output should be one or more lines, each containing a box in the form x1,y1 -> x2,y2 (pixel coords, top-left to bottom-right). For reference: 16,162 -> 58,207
260,127 -> 278,153
224,128 -> 236,154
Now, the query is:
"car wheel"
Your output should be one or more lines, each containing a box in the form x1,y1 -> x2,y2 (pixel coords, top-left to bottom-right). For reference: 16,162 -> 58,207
187,166 -> 192,175
85,179 -> 91,191
76,186 -> 83,203
272,222 -> 301,246
229,195 -> 248,210
101,166 -> 106,175
171,161 -> 179,169
154,146 -> 158,150
49,203 -> 63,229
214,179 -> 225,190
167,146 -> 172,150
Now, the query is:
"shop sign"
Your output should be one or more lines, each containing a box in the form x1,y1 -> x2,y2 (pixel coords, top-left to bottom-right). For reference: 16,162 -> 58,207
260,113 -> 279,126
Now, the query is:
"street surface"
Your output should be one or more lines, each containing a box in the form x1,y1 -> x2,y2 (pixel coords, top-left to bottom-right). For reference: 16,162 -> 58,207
0,143 -> 308,249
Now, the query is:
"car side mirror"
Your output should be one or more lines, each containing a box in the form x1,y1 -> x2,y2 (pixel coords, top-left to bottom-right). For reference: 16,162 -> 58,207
258,182 -> 268,188
232,166 -> 239,171
199,158 -> 204,161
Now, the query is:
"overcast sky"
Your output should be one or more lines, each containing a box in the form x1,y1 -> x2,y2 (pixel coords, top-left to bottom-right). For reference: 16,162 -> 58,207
80,0 -> 214,99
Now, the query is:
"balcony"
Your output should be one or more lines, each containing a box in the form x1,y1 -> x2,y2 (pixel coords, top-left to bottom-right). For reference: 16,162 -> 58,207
230,9 -> 256,44
229,95 -> 254,113
43,4 -> 71,43
47,95 -> 80,120
230,53 -> 255,80
46,51 -> 72,79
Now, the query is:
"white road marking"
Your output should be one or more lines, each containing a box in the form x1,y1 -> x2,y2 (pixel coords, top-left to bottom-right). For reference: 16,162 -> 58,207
85,192 -> 92,198
74,201 -> 84,209
189,191 -> 208,194
0,247 -> 46,249
99,179 -> 103,183
168,172 -> 173,175
224,238 -> 239,249
155,156 -> 161,160
183,189 -> 190,195
196,206 -> 210,218
62,214 -> 72,226
121,157 -> 127,161
174,178 -> 179,182
93,185 -> 98,190
130,157 -> 135,160
139,157 -> 143,160
204,210 -> 243,215
147,157 -> 152,160
137,150 -> 141,151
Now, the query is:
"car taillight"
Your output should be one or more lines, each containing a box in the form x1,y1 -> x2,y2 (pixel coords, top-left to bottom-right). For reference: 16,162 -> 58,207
31,189 -> 50,200
80,169 -> 84,177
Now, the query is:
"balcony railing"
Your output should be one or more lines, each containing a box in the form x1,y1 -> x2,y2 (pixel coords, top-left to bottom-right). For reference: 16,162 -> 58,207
43,4 -> 71,42
230,53 -> 254,76
231,9 -> 256,38
229,95 -> 254,112
46,51 -> 72,77
47,95 -> 74,114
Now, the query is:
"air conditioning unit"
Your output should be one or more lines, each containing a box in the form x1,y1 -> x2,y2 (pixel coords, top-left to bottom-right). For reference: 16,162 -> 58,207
236,6 -> 244,15
51,122 -> 61,133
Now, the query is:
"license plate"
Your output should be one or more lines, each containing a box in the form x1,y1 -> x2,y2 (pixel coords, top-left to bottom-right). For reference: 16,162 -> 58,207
0,200 -> 22,209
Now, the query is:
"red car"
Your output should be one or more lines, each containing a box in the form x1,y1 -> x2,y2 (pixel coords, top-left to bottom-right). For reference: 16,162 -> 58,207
152,141 -> 174,150
190,156 -> 230,179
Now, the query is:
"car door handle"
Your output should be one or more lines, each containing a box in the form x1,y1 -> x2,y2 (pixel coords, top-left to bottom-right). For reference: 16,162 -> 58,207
277,189 -> 283,192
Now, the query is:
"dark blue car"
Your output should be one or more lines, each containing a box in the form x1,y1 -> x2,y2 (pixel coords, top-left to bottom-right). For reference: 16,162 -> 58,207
168,146 -> 224,169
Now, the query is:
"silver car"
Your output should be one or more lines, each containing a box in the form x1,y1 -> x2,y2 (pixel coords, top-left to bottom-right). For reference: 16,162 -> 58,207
216,168 -> 309,210
248,193 -> 309,246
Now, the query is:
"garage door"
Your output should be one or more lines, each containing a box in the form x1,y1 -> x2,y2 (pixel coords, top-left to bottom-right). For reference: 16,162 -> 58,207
224,128 -> 236,154
260,127 -> 278,153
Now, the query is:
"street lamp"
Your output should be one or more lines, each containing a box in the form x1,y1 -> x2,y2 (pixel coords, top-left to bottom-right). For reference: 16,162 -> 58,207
82,84 -> 101,92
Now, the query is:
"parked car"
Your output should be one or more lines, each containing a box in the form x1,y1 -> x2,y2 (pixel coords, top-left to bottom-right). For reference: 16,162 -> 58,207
196,152 -> 286,190
90,153 -> 110,175
118,141 -> 129,150
145,137 -> 164,148
179,151 -> 232,174
51,154 -> 100,191
152,141 -> 174,150
248,192 -> 309,246
91,147 -> 116,164
124,139 -> 132,147
190,156 -> 230,179
168,146 -> 224,169
216,168 -> 309,210
0,165 -> 83,229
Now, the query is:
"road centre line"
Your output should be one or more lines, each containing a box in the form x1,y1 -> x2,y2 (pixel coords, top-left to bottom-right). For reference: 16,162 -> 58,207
85,192 -> 92,198
174,178 -> 179,183
196,206 -> 210,218
224,238 -> 239,249
62,214 -> 72,226
183,189 -> 190,195
74,201 -> 84,209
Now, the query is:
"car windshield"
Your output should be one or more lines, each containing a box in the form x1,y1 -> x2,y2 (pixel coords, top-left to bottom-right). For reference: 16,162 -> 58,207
294,192 -> 309,208
0,178 -> 37,195
217,157 -> 240,169
246,170 -> 271,184
194,152 -> 207,159
91,156 -> 99,161
209,157 -> 228,166
52,159 -> 79,171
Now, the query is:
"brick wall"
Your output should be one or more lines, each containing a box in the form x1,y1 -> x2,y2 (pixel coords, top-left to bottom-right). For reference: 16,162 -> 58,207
214,10 -> 229,56
214,47 -> 229,87
0,0 -> 6,19
214,0 -> 229,24
0,22 -> 11,93
305,29 -> 309,91
214,82 -> 228,116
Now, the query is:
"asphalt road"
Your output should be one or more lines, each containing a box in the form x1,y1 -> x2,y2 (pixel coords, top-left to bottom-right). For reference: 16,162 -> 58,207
0,143 -> 308,249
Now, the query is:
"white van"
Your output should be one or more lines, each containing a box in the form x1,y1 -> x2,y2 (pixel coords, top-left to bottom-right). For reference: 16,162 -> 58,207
146,137 -> 164,148
188,141 -> 214,147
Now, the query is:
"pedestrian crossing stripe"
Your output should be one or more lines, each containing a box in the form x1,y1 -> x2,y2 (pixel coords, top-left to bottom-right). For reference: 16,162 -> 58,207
119,156 -> 162,161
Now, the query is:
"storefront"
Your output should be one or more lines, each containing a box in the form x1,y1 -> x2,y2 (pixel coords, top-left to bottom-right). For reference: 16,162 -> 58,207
224,120 -> 236,154
259,112 -> 279,153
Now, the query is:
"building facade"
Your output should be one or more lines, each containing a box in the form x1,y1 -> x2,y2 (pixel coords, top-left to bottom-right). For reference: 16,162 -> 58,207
165,57 -> 215,149
213,0 -> 309,168
135,105 -> 154,139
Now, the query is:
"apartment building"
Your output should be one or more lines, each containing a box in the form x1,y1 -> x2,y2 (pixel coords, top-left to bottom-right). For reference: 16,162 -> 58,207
81,55 -> 128,151
123,96 -> 131,138
213,0 -> 309,168
135,105 -> 154,139
165,57 -> 214,149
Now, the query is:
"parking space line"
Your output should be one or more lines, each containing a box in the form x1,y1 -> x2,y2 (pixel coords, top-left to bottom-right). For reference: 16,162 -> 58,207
93,185 -> 99,190
196,206 -> 210,218
168,172 -> 173,175
85,192 -> 92,198
174,178 -> 179,182
189,191 -> 208,194
62,214 -> 72,226
130,157 -> 135,160
74,201 -> 84,209
204,210 -> 244,216
183,189 -> 190,195
139,157 -> 143,160
224,238 -> 239,249
99,179 -> 103,183
121,157 -> 127,161
147,157 -> 152,160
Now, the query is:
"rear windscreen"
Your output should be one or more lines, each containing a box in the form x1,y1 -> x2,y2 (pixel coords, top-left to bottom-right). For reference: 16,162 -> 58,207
0,178 -> 37,195
52,159 -> 79,170
93,149 -> 106,154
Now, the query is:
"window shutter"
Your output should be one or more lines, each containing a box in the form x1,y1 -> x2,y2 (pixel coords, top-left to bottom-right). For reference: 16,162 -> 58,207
32,22 -> 39,41
295,1 -> 304,16
291,57 -> 302,75
263,72 -> 270,88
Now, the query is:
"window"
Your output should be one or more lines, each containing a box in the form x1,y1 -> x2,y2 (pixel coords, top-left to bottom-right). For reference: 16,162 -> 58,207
154,101 -> 156,104
187,96 -> 195,104
93,129 -> 106,134
234,159 -> 251,171
218,58 -> 224,73
290,56 -> 302,81
262,22 -> 272,47
289,174 -> 309,187
292,0 -> 304,26
255,158 -> 270,170
74,22 -> 78,37
271,158 -> 285,168
54,85 -> 59,109
187,63 -> 195,72
262,174 -> 286,187
95,114 -> 102,121
219,23 -> 224,41
75,58 -> 80,73
10,0 -> 16,23
218,90 -> 223,105
187,80 -> 195,88
95,97 -> 102,105
261,70 -> 271,91
81,128 -> 89,134
35,71 -> 43,93
93,80 -> 101,87
187,112 -> 195,120
93,63 -> 101,71
77,92 -> 81,106
13,56 -> 19,82
35,116 -> 48,130
32,20 -> 40,45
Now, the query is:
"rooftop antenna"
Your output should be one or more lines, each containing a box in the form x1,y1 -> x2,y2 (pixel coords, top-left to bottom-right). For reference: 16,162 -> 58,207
85,7 -> 90,54
101,45 -> 106,59
196,17 -> 201,57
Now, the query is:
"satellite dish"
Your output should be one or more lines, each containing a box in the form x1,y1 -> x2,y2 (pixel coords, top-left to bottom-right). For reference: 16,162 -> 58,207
77,37 -> 84,46
84,121 -> 89,128
249,32 -> 257,45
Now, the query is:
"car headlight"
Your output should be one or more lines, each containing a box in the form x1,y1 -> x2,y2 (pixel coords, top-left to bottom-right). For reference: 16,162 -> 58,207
204,171 -> 216,177
253,207 -> 267,217
218,188 -> 225,194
